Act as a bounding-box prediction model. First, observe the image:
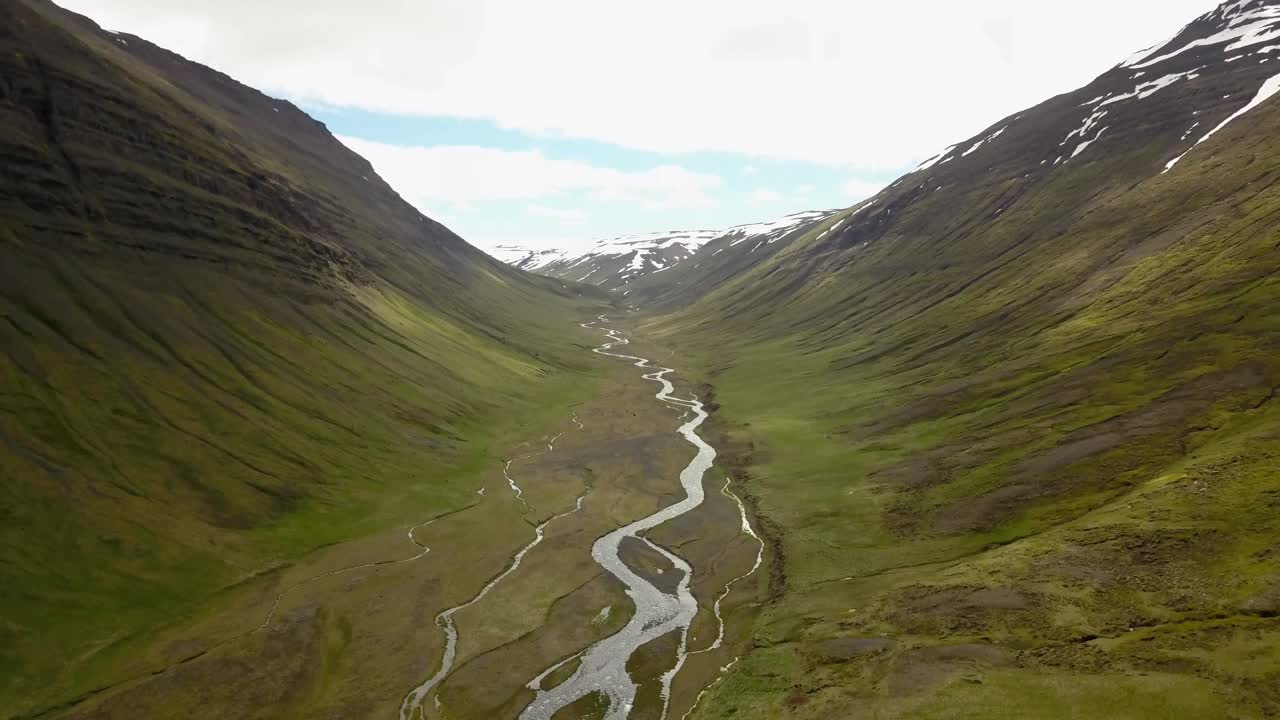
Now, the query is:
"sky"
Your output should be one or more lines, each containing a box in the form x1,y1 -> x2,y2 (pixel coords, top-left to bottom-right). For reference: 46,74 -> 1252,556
61,0 -> 1222,253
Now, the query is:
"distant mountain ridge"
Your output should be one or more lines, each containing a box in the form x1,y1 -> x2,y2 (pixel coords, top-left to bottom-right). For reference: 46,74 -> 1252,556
491,209 -> 839,294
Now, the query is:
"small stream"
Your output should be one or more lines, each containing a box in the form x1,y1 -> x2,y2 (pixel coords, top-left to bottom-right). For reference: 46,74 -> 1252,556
399,422 -> 584,720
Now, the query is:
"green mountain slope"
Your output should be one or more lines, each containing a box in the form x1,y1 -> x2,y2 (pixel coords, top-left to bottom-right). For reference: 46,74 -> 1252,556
650,2 -> 1280,717
0,0 -> 603,714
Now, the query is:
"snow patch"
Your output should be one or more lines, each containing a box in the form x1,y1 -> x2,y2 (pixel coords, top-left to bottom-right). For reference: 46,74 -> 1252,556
1099,69 -> 1201,107
1063,109 -> 1109,147
1070,126 -> 1108,159
1062,69 -> 1200,156
628,250 -> 649,271
960,125 -> 1008,158
725,210 -> 833,248
919,143 -> 961,169
1165,70 -> 1280,172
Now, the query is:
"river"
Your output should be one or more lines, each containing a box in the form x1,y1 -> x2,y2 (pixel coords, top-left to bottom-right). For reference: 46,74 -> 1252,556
518,318 -> 718,720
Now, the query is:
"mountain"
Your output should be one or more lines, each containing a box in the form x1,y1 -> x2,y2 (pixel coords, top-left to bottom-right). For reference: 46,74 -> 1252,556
620,209 -> 846,308
496,228 -> 720,291
484,243 -> 571,271
0,0 -> 603,715
642,2 -> 1280,718
495,210 -> 838,297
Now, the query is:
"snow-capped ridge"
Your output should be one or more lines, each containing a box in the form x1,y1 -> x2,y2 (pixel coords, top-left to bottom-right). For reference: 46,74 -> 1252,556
723,210 -> 834,248
488,209 -> 838,291
1121,0 -> 1280,70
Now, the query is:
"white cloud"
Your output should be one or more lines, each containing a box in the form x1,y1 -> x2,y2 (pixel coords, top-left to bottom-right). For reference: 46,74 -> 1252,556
468,232 -> 579,256
337,136 -> 721,211
750,188 -> 783,203
61,0 -> 1221,167
842,178 -> 889,202
527,204 -> 586,224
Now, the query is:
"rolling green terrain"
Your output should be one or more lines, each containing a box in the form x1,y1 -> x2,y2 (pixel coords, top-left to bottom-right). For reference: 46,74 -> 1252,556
637,5 -> 1280,717
0,0 -> 608,715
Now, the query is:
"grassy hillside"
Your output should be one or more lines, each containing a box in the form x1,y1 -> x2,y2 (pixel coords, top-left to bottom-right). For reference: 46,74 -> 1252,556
0,1 -> 606,715
648,8 -> 1280,717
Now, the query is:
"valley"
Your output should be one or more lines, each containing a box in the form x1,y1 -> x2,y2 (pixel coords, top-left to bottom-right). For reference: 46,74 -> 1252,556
5,0 -> 1280,718
9,307 -> 770,720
